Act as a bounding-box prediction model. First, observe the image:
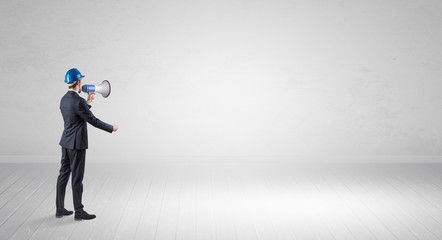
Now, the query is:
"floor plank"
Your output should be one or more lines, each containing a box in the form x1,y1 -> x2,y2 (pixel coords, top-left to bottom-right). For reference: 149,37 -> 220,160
176,175 -> 197,240
113,176 -> 152,240
155,176 -> 182,240
88,175 -> 136,239
134,175 -> 167,240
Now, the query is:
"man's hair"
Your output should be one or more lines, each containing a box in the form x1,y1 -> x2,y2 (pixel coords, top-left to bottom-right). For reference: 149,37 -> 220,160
68,80 -> 80,89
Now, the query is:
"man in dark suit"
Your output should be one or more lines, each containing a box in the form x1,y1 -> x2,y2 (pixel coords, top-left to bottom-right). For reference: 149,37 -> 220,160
56,68 -> 118,220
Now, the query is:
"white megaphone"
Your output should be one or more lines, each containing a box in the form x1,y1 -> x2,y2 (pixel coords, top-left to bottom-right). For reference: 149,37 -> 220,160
82,80 -> 111,98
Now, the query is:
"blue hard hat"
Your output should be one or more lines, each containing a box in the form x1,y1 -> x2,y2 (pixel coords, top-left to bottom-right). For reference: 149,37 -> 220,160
65,68 -> 85,84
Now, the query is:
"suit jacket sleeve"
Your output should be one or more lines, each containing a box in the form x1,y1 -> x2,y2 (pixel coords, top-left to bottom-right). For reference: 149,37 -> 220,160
77,98 -> 114,133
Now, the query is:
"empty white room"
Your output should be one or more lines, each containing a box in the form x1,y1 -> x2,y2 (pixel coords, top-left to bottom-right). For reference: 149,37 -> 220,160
1,0 -> 442,239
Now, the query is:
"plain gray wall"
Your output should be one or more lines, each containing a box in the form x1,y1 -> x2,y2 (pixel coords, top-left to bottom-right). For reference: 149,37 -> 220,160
1,0 -> 441,162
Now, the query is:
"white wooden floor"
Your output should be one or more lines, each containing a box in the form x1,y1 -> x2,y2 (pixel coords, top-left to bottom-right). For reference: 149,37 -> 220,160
0,162 -> 441,240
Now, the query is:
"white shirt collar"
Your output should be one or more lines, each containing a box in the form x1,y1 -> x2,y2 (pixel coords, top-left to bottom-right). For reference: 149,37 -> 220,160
68,89 -> 80,95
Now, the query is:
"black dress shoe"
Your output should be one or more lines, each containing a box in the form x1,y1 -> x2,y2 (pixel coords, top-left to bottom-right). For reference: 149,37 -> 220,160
55,209 -> 73,218
74,210 -> 96,221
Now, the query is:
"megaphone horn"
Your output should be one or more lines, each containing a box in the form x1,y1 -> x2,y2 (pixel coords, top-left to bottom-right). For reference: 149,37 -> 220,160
82,80 -> 111,98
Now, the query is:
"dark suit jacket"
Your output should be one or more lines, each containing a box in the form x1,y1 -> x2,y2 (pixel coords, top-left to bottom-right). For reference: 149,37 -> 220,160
59,91 -> 113,149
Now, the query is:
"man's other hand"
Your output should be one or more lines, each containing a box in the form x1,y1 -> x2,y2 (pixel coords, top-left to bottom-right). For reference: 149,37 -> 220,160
113,125 -> 118,132
86,93 -> 95,105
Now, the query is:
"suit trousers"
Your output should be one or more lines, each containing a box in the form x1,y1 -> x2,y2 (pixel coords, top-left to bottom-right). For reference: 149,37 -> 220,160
56,147 -> 86,213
